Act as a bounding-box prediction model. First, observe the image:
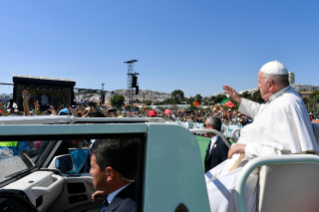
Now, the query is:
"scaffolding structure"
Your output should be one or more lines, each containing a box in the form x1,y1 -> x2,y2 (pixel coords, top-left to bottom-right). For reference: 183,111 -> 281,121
0,82 -> 14,100
124,60 -> 138,104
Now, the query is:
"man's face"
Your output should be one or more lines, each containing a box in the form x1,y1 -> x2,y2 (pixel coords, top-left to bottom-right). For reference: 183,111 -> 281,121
257,71 -> 271,101
90,154 -> 107,191
204,120 -> 215,137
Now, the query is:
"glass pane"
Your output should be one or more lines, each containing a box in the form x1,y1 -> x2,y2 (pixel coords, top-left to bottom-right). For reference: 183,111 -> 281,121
66,140 -> 90,173
0,140 -> 54,183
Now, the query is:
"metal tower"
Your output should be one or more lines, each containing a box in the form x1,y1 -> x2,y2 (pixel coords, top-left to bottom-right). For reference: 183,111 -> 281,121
124,59 -> 138,104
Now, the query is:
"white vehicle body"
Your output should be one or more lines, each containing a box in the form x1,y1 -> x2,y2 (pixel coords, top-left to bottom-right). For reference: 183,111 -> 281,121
0,116 -> 318,212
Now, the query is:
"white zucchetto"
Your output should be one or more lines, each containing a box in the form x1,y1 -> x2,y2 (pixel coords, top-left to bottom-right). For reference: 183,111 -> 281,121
260,60 -> 288,75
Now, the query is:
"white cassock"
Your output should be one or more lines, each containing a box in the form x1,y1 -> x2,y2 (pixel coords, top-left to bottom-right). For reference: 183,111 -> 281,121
206,86 -> 319,212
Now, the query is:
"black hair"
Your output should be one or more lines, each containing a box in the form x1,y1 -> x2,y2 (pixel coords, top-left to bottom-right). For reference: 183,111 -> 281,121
90,139 -> 139,180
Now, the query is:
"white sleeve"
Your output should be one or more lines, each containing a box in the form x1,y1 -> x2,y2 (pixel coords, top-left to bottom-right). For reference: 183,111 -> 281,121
238,98 -> 262,118
245,143 -> 282,161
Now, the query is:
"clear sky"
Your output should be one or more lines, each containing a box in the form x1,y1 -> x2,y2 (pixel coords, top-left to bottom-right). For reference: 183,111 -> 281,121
1,0 -> 318,96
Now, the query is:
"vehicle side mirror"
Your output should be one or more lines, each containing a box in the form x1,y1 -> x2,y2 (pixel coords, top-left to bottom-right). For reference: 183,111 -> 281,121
48,154 -> 73,173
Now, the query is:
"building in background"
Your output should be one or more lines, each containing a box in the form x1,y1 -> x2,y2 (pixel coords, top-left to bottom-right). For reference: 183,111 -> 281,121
291,84 -> 319,92
288,72 -> 295,84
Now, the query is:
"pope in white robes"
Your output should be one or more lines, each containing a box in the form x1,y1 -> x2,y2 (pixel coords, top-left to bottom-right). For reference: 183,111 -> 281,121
205,61 -> 319,212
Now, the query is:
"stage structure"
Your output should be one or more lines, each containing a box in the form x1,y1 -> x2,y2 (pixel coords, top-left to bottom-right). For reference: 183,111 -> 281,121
13,75 -> 76,111
124,59 -> 139,104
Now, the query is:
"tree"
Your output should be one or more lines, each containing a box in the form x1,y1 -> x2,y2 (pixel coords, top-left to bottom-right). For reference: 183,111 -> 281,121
162,98 -> 172,104
312,94 -> 319,103
202,97 -> 211,106
185,97 -> 191,104
195,94 -> 203,104
251,90 -> 264,103
125,105 -> 132,111
240,91 -> 250,99
144,100 -> 152,105
171,90 -> 184,104
302,97 -> 310,105
310,90 -> 319,99
213,94 -> 227,104
110,94 -> 125,110
172,99 -> 177,105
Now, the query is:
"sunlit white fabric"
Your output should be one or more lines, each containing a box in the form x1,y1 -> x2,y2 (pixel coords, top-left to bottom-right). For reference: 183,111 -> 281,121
238,86 -> 318,154
206,86 -> 319,212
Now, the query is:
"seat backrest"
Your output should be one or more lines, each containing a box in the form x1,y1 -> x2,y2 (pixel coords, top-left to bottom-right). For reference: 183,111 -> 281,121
257,163 -> 319,212
257,123 -> 319,211
313,123 -> 319,144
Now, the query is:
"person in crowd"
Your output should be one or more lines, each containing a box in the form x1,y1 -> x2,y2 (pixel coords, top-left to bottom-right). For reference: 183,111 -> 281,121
148,110 -> 157,117
58,107 -> 69,115
204,116 -> 229,172
90,138 -> 139,212
205,60 -> 319,212
81,111 -> 106,173
0,102 -> 7,116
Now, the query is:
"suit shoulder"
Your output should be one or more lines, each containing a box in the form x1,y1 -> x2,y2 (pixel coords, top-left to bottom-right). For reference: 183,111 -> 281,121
116,198 -> 137,212
216,137 -> 229,147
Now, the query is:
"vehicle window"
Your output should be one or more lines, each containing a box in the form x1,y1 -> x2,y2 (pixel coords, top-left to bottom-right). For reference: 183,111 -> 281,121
0,140 -> 55,183
65,140 -> 90,173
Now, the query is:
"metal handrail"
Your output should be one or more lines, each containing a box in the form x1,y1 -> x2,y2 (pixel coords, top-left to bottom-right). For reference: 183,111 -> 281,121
190,129 -> 230,148
0,116 -> 166,125
232,128 -> 241,142
235,155 -> 319,212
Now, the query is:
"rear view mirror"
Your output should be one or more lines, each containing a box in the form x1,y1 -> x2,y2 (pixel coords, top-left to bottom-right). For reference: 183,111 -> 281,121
49,154 -> 73,173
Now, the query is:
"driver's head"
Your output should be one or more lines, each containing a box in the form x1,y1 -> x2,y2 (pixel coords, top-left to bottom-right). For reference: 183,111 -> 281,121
90,138 -> 139,193
205,116 -> 221,138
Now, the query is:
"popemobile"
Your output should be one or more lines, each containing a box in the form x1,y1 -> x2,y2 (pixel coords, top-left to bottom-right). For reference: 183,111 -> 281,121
0,115 -> 317,212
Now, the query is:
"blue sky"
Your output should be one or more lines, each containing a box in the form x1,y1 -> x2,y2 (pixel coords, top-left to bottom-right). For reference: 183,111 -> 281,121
1,0 -> 318,96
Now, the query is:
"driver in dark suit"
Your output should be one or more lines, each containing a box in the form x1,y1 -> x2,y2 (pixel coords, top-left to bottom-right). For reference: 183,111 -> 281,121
90,138 -> 139,212
204,116 -> 230,173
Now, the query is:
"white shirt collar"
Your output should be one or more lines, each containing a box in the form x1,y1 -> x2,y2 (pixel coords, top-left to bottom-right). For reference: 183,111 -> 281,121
268,85 -> 291,102
209,135 -> 219,152
107,183 -> 131,204
211,135 -> 219,142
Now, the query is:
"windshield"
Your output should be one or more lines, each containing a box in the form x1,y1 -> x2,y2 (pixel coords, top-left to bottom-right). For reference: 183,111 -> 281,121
0,140 -> 54,183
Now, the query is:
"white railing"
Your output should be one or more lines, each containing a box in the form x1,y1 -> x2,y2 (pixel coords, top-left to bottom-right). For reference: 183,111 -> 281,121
222,124 -> 244,138
235,155 -> 319,212
166,120 -> 243,138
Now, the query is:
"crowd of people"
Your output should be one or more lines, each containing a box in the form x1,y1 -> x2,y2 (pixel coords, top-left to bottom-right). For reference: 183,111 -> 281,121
0,91 -> 252,129
309,111 -> 319,121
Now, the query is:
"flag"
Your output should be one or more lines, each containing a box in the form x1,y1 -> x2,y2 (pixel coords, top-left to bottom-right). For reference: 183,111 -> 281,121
220,98 -> 229,105
228,101 -> 235,108
190,99 -> 199,107
220,98 -> 235,108
224,100 -> 235,108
